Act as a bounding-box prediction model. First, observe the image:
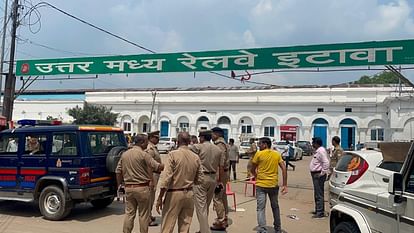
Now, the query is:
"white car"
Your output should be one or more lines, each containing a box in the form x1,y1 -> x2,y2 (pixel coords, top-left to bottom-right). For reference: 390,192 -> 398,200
272,141 -> 303,160
329,142 -> 413,233
239,141 -> 252,158
157,137 -> 176,153
329,149 -> 402,206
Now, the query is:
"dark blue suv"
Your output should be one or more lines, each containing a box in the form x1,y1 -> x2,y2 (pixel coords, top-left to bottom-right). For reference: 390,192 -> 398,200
0,120 -> 127,220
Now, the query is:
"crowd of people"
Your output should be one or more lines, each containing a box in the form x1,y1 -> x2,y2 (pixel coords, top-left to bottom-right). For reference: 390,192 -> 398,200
116,129 -> 343,233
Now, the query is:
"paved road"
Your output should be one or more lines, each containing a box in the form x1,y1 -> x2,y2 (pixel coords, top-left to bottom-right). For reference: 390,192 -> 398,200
0,156 -> 330,233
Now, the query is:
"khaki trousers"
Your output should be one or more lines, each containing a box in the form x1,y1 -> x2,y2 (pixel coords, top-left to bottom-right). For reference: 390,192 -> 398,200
214,172 -> 229,223
193,174 -> 216,233
161,190 -> 194,233
149,173 -> 160,216
123,186 -> 151,233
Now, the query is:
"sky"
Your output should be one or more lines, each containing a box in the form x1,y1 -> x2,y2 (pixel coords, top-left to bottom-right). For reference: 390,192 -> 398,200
2,0 -> 414,90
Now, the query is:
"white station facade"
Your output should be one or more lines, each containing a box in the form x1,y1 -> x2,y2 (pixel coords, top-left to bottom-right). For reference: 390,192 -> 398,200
12,84 -> 414,149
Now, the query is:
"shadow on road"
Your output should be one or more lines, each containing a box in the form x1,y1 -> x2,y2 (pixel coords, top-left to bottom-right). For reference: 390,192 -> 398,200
0,200 -> 125,221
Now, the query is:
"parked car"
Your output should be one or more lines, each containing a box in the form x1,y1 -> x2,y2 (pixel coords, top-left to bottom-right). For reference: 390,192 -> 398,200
239,141 -> 252,159
272,141 -> 303,160
329,142 -> 413,233
296,140 -> 313,156
329,149 -> 402,206
157,137 -> 176,153
0,119 -> 128,220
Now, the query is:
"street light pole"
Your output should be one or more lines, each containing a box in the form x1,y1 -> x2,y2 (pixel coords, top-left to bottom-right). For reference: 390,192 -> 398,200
2,0 -> 18,124
0,0 -> 9,104
148,90 -> 157,131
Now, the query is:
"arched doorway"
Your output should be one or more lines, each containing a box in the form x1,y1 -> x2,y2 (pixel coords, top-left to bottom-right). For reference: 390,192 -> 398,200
284,117 -> 303,141
121,115 -> 132,134
340,118 -> 357,150
137,115 -> 150,133
403,118 -> 414,141
196,116 -> 210,131
159,116 -> 171,137
368,119 -> 386,142
262,117 -> 277,140
177,116 -> 190,132
239,116 -> 254,142
312,118 -> 328,147
217,116 -> 231,142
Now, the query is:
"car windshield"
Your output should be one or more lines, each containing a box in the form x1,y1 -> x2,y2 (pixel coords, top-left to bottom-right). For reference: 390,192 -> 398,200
159,137 -> 171,141
240,142 -> 251,146
297,142 -> 308,146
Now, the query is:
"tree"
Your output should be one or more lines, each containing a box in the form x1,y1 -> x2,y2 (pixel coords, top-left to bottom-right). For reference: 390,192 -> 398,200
353,71 -> 400,84
68,102 -> 119,125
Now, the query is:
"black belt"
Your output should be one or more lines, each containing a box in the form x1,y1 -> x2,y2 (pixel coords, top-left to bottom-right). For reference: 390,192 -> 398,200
310,171 -> 321,174
125,182 -> 150,188
167,187 -> 192,192
203,171 -> 216,174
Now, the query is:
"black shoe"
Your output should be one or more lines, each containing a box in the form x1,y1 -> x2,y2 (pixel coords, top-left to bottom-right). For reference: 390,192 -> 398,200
210,222 -> 227,231
310,211 -> 316,215
149,221 -> 159,226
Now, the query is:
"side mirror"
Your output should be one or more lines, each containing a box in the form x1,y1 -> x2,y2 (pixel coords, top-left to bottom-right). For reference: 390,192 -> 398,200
388,173 -> 403,195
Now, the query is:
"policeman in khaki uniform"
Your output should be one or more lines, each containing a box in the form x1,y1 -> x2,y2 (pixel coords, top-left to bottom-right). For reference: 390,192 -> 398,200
146,130 -> 161,226
155,132 -> 204,233
211,127 -> 230,230
329,136 -> 343,178
116,134 -> 164,233
190,130 -> 222,233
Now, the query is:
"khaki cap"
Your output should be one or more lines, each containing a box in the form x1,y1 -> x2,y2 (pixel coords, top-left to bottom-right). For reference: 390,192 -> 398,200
198,129 -> 212,137
148,130 -> 160,138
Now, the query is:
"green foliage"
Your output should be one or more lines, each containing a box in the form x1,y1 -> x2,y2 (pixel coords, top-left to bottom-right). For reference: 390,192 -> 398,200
354,71 -> 400,84
46,115 -> 58,121
67,102 -> 119,125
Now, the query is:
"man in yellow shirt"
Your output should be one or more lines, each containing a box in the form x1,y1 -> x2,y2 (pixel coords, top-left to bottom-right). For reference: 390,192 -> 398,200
250,137 -> 288,233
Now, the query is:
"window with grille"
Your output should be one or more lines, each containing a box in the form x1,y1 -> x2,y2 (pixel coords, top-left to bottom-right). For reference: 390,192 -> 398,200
370,128 -> 384,141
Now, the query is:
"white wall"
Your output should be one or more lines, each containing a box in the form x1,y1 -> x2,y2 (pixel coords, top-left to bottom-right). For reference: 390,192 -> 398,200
85,86 -> 414,145
13,100 -> 83,123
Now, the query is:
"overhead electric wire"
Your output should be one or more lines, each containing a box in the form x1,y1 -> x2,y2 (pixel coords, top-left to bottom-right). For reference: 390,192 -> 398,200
26,1 -> 270,86
32,1 -> 156,54
16,36 -> 112,56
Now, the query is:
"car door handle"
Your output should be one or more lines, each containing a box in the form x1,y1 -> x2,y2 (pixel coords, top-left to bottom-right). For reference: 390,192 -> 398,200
383,178 -> 389,183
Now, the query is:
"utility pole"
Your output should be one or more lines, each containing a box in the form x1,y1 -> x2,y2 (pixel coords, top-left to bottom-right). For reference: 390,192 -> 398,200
2,0 -> 18,124
0,0 -> 9,106
148,90 -> 157,131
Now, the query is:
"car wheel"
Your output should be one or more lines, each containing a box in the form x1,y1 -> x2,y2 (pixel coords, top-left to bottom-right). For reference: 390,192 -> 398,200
333,222 -> 360,233
39,185 -> 73,220
106,146 -> 127,173
91,197 -> 114,209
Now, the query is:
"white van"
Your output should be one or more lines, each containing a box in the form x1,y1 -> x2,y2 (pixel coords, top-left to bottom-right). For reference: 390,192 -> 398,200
330,142 -> 414,233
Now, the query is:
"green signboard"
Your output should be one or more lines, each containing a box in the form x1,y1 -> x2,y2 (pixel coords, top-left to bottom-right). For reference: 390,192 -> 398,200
16,39 -> 414,76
